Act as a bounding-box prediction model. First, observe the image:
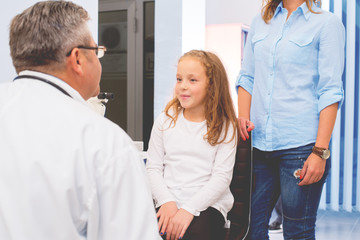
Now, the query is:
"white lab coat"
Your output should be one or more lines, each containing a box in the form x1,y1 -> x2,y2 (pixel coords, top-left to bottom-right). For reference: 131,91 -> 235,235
0,71 -> 160,240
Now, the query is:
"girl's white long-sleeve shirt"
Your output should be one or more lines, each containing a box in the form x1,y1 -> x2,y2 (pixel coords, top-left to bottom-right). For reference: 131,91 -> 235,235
146,110 -> 237,220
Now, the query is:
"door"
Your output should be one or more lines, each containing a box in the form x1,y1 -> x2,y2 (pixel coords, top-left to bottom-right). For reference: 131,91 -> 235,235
98,0 -> 154,148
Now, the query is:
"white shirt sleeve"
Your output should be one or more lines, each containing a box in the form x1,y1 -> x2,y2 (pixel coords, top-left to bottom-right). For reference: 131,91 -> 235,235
146,114 -> 177,207
94,137 -> 161,240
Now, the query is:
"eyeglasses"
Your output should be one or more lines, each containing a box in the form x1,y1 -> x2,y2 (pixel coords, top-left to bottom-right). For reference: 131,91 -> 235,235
66,45 -> 107,58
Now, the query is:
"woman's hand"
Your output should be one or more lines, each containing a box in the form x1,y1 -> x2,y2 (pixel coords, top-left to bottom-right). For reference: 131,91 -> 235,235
238,117 -> 254,141
299,103 -> 337,186
166,208 -> 194,240
157,201 -> 178,236
298,153 -> 326,186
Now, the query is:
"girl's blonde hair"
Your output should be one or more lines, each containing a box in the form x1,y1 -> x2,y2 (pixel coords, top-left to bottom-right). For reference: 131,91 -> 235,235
164,50 -> 239,146
262,0 -> 322,23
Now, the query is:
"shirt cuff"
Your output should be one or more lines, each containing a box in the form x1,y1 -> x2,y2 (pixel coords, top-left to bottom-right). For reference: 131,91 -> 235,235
180,204 -> 200,217
154,197 -> 177,209
318,89 -> 344,112
235,75 -> 253,95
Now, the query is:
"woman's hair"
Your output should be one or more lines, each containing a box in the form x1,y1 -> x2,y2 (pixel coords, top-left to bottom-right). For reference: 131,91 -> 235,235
262,0 -> 322,23
164,50 -> 239,146
9,1 -> 92,73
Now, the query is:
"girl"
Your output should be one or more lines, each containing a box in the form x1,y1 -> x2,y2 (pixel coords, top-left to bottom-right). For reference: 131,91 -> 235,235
146,50 -> 239,240
236,0 -> 345,239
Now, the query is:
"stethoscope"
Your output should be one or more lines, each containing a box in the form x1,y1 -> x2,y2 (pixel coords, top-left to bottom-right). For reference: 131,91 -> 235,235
13,75 -> 72,98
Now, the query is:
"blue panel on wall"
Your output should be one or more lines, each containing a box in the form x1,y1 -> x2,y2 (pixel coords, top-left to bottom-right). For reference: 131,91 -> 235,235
338,0 -> 347,206
330,0 -> 334,12
353,0 -> 360,207
325,0 -> 359,211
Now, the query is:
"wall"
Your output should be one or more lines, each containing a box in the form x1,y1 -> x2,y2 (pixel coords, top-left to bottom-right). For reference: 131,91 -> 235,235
0,0 -> 98,84
154,0 -> 262,118
324,0 -> 360,212
206,0 -> 262,26
205,0 -> 262,115
154,0 -> 206,118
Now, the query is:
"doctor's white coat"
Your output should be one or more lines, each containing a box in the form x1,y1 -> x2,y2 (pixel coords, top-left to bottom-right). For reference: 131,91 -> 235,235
0,71 -> 160,240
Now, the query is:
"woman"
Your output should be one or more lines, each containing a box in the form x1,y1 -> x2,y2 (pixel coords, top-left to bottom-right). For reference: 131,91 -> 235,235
236,0 -> 345,239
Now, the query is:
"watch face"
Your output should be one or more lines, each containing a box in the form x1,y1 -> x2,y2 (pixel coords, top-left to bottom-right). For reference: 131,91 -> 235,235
322,150 -> 330,160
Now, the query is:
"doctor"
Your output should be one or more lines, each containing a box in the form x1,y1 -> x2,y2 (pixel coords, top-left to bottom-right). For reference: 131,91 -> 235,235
0,1 -> 159,239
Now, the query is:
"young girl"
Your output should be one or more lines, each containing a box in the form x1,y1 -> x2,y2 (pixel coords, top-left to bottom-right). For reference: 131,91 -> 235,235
146,50 -> 239,240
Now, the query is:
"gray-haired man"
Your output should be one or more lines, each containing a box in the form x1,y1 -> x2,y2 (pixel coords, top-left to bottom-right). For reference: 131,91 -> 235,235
0,1 -> 159,239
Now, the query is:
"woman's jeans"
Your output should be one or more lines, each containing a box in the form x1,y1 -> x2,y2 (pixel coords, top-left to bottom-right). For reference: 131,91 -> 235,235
250,143 -> 330,240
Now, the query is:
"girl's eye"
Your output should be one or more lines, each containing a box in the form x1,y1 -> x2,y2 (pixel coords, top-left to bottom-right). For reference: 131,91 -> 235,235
190,79 -> 197,82
176,78 -> 182,82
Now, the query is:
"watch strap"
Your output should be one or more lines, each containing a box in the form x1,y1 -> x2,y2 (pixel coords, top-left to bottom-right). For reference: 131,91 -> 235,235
312,146 -> 330,160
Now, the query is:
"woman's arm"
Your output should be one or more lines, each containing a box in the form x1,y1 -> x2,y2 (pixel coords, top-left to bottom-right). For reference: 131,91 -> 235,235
236,19 -> 257,140
238,87 -> 254,141
299,103 -> 338,186
299,14 -> 345,186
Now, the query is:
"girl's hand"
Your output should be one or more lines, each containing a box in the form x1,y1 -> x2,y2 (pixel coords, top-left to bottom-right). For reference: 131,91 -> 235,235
238,117 -> 254,141
166,208 -> 194,240
157,201 -> 178,236
298,153 -> 326,186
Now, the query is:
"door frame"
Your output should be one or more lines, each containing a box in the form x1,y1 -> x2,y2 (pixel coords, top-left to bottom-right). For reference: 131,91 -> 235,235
132,0 -> 155,141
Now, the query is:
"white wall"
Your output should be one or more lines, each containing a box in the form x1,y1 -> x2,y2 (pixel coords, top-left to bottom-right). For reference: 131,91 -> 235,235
154,0 -> 206,118
204,0 -> 262,116
0,0 -> 98,83
154,1 -> 262,118
206,0 -> 262,26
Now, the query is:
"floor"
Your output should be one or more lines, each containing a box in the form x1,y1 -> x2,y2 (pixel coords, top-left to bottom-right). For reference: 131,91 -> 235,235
269,210 -> 360,240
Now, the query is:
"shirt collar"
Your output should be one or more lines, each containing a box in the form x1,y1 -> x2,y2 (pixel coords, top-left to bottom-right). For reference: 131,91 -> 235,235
274,2 -> 283,18
274,1 -> 317,21
299,2 -> 311,21
18,70 -> 87,104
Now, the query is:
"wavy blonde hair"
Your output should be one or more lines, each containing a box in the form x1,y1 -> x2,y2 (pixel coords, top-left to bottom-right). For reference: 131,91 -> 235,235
262,0 -> 322,23
164,50 -> 239,146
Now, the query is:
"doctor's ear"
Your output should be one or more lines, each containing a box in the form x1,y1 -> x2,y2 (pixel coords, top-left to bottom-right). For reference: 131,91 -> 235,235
67,48 -> 81,63
66,48 -> 85,75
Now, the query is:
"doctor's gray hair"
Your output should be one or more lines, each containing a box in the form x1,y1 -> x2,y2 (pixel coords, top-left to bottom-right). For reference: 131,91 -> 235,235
10,1 -> 91,73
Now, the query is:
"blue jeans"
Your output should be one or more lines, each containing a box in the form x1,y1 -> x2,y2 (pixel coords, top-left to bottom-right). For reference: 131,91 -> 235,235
250,143 -> 330,240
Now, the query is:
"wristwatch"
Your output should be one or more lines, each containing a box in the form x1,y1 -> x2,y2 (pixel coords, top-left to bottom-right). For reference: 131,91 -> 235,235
312,146 -> 330,160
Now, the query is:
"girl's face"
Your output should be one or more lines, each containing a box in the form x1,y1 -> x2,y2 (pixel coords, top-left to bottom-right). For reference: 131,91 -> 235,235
175,56 -> 208,114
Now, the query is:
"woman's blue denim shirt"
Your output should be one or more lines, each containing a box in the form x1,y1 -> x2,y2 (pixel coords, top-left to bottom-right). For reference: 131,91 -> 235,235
236,2 -> 345,151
